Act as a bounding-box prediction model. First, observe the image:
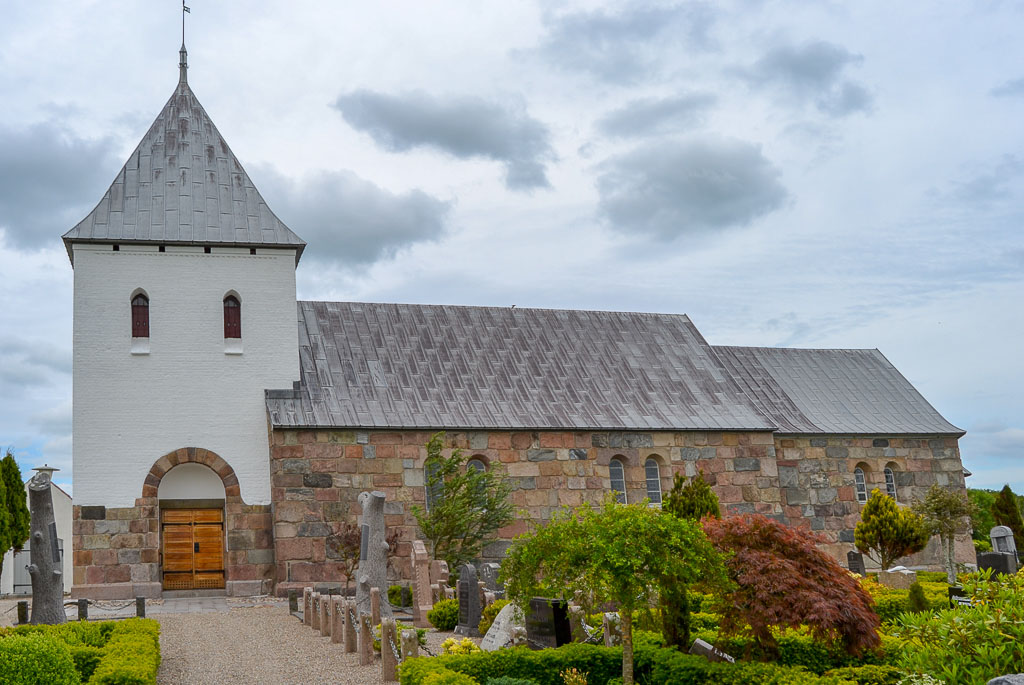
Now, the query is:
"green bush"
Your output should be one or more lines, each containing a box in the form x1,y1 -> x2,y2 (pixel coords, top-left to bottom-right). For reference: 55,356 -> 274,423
70,645 -> 104,682
429,599 -> 460,631
689,612 -> 720,632
89,619 -> 161,685
423,671 -> 478,685
479,600 -> 511,635
906,584 -> 928,614
400,640 -> 863,685
912,572 -> 947,584
390,584 -> 414,607
485,678 -> 537,685
0,633 -> 81,684
861,580 -> 947,623
893,570 -> 1024,683
823,665 -> 904,684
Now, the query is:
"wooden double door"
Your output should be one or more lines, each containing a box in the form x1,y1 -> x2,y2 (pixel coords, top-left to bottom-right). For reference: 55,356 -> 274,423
162,508 -> 225,590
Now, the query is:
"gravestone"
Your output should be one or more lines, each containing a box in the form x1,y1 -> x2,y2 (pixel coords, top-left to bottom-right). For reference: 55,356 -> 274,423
987,675 -> 1024,685
525,597 -> 571,649
846,551 -> 866,576
990,526 -> 1018,555
480,602 -> 525,651
480,562 -> 503,592
602,612 -> 621,647
690,638 -> 736,663
411,540 -> 434,628
978,552 -> 1018,575
568,605 -> 587,642
877,567 -> 917,590
356,491 -> 394,619
455,564 -> 482,637
429,559 -> 450,588
948,585 -> 972,607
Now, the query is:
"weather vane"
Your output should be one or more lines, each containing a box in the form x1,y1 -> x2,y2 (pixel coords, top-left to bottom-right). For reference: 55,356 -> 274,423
182,0 -> 191,45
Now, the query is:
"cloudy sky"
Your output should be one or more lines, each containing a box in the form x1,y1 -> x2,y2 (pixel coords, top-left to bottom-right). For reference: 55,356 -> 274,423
1,2 -> 1022,496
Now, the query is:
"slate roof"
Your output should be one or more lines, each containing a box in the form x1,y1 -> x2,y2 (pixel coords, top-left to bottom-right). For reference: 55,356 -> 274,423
62,52 -> 305,264
266,302 -> 963,436
265,301 -> 776,431
712,346 -> 964,436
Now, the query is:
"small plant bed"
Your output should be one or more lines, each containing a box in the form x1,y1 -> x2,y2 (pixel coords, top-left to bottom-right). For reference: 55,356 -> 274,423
0,618 -> 160,684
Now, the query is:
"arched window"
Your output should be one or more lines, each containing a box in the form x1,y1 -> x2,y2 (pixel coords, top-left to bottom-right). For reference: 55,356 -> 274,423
609,458 -> 627,504
223,295 -> 241,338
884,466 -> 897,501
425,460 -> 443,512
131,294 -> 149,338
645,457 -> 662,505
854,466 -> 867,503
467,458 -> 486,474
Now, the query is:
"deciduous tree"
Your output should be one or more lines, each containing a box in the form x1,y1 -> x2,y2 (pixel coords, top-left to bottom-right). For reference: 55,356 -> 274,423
990,484 -> 1024,551
704,514 -> 881,657
855,488 -> 929,571
411,433 -> 514,575
502,499 -> 726,685
912,484 -> 974,584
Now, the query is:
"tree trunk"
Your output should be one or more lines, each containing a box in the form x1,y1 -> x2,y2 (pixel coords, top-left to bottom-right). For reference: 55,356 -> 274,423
27,471 -> 66,625
621,607 -> 634,685
944,534 -> 956,585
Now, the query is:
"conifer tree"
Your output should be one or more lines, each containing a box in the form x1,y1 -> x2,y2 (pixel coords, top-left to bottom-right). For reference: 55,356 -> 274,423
0,451 -> 30,579
990,484 -> 1024,551
855,488 -> 929,570
660,470 -> 721,650
912,483 -> 974,584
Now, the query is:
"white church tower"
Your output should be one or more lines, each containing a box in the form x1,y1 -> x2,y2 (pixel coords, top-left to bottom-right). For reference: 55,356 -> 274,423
64,46 -> 303,597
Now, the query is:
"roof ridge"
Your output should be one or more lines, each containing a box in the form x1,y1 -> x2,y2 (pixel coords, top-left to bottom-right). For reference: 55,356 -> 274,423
298,300 -> 692,320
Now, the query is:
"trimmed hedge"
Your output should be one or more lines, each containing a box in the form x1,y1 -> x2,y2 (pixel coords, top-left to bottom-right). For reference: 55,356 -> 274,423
429,599 -> 460,631
0,619 -> 160,685
861,580 -> 947,623
398,640 -> 869,685
0,633 -> 81,684
822,665 -> 903,685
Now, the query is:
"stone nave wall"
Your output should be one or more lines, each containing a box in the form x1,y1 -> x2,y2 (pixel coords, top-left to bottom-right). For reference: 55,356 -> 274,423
269,429 -> 970,596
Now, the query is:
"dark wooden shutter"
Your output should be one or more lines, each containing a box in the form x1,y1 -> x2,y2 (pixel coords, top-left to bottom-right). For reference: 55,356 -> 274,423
131,295 -> 149,338
224,296 -> 241,338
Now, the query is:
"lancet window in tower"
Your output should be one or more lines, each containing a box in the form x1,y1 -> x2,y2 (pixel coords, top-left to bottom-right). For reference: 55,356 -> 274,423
131,294 -> 150,338
223,295 -> 241,338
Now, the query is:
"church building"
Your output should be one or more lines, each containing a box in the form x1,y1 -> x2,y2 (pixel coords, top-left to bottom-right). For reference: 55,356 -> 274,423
66,49 -> 971,599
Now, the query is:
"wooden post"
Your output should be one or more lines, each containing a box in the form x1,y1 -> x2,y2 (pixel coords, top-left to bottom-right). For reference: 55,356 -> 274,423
381,618 -> 398,682
136,597 -> 146,618
358,612 -> 373,666
370,586 -> 381,626
303,587 -> 313,626
400,629 -> 419,660
16,601 -> 28,625
331,597 -> 344,644
77,598 -> 88,621
27,470 -> 66,624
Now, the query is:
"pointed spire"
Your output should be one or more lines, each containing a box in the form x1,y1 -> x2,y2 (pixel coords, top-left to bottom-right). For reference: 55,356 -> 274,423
179,43 -> 188,84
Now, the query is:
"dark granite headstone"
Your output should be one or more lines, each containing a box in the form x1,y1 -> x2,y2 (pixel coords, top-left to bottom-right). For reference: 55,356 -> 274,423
525,597 -> 571,650
455,564 -> 482,637
978,552 -> 1018,576
689,637 -> 735,663
846,551 -> 866,576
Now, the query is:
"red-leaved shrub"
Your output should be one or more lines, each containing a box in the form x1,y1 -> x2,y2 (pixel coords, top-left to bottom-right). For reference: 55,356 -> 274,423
703,514 -> 881,657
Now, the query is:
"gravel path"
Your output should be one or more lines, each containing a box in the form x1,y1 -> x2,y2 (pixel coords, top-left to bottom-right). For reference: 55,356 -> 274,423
156,605 -> 456,685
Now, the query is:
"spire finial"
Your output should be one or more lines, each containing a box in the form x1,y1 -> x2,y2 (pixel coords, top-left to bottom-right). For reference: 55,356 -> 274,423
179,1 -> 191,83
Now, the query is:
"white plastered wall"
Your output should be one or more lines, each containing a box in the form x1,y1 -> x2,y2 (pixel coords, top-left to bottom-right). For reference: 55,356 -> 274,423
157,463 -> 226,500
71,244 -> 299,507
1,483 -> 74,595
